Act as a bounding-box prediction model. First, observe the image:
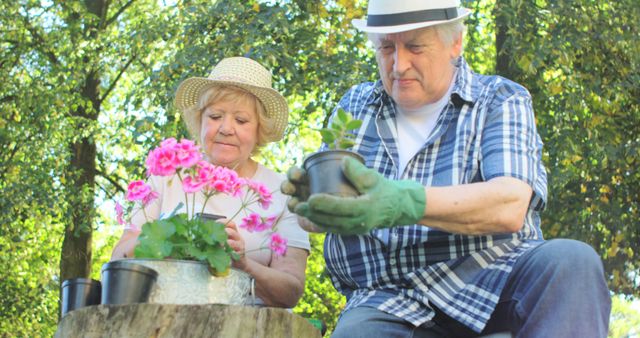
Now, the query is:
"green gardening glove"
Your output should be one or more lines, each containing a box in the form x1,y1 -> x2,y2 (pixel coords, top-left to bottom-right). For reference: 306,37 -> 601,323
280,166 -> 310,213
294,157 -> 426,235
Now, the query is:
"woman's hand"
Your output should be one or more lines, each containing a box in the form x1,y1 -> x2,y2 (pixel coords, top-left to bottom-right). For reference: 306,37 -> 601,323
223,219 -> 247,270
110,229 -> 141,260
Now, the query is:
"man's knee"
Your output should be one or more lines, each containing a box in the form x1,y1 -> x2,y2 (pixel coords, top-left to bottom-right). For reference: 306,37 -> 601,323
332,307 -> 412,338
534,239 -> 604,274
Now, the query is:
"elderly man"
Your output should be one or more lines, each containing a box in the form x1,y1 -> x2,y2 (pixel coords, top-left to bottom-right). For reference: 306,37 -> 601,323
283,0 -> 611,337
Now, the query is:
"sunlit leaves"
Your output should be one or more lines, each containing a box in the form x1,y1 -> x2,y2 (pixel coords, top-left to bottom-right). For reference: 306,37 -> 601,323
494,0 -> 639,296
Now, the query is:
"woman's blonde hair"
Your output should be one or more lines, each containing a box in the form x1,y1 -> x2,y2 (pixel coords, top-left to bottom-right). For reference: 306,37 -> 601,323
183,85 -> 276,155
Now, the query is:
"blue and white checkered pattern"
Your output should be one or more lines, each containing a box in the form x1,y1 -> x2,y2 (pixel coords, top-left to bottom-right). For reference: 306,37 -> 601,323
323,57 -> 547,333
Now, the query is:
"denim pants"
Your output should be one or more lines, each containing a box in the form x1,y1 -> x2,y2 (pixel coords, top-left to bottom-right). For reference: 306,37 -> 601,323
331,239 -> 611,338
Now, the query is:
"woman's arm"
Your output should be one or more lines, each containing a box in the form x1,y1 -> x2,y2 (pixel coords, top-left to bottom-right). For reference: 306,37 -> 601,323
111,229 -> 141,260
238,248 -> 308,308
226,220 -> 308,308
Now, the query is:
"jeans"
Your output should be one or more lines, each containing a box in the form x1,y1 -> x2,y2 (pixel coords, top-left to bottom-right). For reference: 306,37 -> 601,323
331,239 -> 611,338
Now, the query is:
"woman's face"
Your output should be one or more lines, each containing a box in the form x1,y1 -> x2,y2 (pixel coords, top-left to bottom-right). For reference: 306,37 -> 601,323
200,97 -> 259,174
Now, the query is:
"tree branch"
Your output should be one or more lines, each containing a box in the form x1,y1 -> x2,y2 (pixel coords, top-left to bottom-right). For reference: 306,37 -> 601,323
99,54 -> 137,104
0,143 -> 21,182
96,180 -> 115,200
105,0 -> 136,27
95,167 -> 126,194
21,16 -> 59,65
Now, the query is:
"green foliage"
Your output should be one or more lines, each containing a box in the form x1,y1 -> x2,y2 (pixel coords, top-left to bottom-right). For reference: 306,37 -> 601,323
293,233 -> 346,336
320,108 -> 363,150
609,296 -> 640,338
134,214 -> 236,274
1,0 -> 180,335
492,0 -> 640,296
1,0 -> 638,336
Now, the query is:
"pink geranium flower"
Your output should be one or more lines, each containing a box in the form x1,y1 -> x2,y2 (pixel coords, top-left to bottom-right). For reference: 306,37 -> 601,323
239,213 -> 276,233
182,175 -> 205,193
115,201 -> 125,225
160,138 -> 178,148
146,146 -> 177,176
198,163 -> 243,197
174,139 -> 201,168
142,191 -> 159,207
116,138 -> 285,272
126,180 -> 153,202
269,233 -> 287,256
245,180 -> 273,209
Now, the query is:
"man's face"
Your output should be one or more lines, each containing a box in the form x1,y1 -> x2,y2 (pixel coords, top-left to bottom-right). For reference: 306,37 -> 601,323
373,27 -> 462,110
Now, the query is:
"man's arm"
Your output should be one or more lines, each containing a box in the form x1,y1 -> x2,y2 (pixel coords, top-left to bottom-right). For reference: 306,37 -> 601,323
285,157 -> 533,236
419,176 -> 532,235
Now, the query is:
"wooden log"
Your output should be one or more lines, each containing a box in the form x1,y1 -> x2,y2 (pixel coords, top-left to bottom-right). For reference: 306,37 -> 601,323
55,304 -> 322,338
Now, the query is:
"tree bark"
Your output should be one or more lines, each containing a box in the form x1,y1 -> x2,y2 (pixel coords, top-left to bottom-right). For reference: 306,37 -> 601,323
494,0 -> 516,79
55,304 -> 322,338
59,0 -> 107,282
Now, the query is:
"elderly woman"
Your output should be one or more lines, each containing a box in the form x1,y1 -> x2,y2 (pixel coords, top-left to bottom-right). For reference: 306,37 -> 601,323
111,57 -> 310,308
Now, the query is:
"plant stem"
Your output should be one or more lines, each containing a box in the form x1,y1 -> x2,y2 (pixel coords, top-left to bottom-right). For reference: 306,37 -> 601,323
176,171 -> 189,217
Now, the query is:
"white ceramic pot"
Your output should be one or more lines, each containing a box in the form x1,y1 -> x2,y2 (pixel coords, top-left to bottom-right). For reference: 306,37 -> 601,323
119,258 -> 254,305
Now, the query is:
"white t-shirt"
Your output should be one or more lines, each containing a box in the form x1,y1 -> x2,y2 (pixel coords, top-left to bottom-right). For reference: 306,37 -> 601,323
131,163 -> 310,266
396,72 -> 457,176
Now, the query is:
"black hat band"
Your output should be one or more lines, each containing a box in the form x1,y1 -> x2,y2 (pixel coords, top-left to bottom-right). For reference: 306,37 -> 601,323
367,7 -> 459,27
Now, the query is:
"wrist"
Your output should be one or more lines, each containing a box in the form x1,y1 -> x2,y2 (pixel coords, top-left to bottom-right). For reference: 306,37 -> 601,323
396,180 -> 427,225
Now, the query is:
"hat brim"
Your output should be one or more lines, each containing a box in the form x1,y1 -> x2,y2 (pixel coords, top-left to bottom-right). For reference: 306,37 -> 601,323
353,8 -> 471,34
174,77 -> 289,142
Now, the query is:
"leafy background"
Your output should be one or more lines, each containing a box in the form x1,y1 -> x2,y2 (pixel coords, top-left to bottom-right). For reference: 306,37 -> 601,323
0,0 -> 638,336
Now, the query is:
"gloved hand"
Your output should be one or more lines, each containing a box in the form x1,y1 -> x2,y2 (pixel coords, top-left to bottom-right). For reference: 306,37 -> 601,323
289,156 -> 427,235
280,166 -> 310,213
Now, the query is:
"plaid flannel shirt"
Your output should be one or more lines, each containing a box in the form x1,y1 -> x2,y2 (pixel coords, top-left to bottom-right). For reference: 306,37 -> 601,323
323,57 -> 548,333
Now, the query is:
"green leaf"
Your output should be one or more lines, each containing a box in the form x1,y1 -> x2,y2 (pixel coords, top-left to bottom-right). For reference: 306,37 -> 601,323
319,128 -> 338,145
199,220 -> 227,245
336,108 -> 350,124
205,247 -> 232,273
134,219 -> 177,258
171,213 -> 191,237
185,246 -> 207,260
338,139 -> 355,150
346,119 -> 362,131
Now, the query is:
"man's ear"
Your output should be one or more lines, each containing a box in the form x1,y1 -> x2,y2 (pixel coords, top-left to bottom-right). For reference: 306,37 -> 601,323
450,32 -> 463,58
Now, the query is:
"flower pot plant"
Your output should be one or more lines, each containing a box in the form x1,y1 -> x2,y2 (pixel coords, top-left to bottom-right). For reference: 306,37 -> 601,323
108,138 -> 287,305
303,108 -> 365,197
60,278 -> 101,316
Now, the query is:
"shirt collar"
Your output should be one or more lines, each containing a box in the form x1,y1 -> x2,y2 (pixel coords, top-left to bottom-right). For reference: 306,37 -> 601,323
451,56 -> 476,105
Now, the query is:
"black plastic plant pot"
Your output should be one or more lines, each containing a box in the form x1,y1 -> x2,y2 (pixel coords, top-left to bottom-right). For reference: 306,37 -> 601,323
196,213 -> 225,222
100,260 -> 158,305
60,278 -> 101,316
303,150 -> 365,197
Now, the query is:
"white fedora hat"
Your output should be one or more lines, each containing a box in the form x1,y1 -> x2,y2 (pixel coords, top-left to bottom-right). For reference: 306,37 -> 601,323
353,0 -> 472,34
174,57 -> 289,142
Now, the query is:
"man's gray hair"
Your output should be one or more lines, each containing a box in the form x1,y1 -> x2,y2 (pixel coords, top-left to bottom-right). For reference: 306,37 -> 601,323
368,19 -> 467,48
434,19 -> 467,47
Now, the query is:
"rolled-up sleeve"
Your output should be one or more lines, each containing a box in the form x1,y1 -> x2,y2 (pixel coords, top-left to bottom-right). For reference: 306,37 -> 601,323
481,84 -> 547,211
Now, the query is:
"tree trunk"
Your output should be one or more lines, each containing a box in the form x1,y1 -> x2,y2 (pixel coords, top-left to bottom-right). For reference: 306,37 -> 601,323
55,304 -> 322,338
494,0 -> 517,79
59,0 -> 106,282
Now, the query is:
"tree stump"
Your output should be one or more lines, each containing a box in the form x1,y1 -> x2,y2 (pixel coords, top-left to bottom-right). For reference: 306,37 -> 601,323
55,304 -> 322,338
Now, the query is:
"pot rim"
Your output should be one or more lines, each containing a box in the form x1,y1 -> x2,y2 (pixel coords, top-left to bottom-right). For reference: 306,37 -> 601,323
61,278 -> 101,288
101,260 -> 159,278
120,258 -> 251,277
303,149 -> 364,169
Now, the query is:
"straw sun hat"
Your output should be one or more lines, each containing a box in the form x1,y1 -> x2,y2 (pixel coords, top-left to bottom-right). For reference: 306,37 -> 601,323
353,0 -> 471,34
174,57 -> 289,142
